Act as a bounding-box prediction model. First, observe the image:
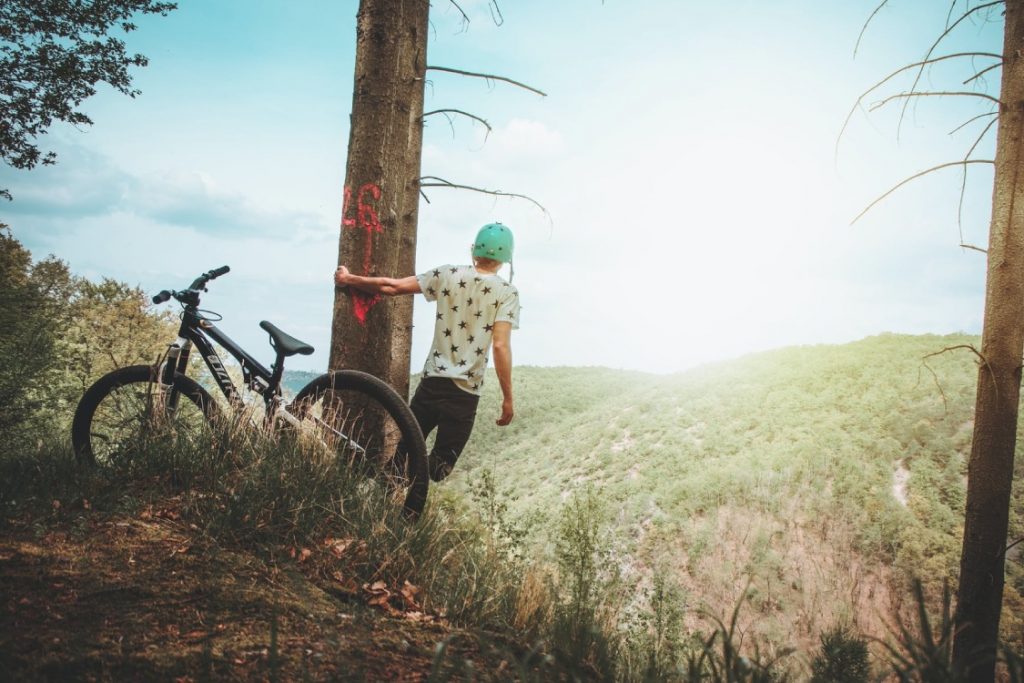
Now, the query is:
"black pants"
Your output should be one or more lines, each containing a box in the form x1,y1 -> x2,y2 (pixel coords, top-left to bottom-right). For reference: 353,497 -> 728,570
405,377 -> 479,482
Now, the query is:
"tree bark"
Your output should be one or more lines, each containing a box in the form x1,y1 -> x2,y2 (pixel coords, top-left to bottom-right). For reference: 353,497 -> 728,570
329,0 -> 428,399
953,2 -> 1024,679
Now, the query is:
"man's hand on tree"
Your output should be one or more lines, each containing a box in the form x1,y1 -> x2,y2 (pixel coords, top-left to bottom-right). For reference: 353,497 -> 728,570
334,265 -> 351,287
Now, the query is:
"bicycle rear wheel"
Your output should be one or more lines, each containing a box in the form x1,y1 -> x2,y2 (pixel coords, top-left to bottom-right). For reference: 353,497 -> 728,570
71,365 -> 216,466
290,370 -> 429,518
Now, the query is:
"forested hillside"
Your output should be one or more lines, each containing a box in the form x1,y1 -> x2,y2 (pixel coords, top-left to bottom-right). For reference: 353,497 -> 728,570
441,335 -> 1024,646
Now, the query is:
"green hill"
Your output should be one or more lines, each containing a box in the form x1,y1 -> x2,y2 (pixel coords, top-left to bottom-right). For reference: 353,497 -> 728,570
443,334 -> 1024,646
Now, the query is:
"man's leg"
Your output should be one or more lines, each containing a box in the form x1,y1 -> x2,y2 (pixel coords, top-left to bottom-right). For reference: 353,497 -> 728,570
428,383 -> 480,482
392,379 -> 440,478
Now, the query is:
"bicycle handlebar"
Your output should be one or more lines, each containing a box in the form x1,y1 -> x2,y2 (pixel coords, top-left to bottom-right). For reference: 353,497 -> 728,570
151,266 -> 231,305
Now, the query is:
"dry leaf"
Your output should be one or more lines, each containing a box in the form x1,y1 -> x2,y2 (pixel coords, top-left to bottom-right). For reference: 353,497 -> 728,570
298,548 -> 312,563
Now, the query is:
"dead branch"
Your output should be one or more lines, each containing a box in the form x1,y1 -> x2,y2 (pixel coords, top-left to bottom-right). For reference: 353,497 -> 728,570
836,53 -> 1000,157
422,109 -> 493,139
869,90 -> 1002,113
921,344 -> 1000,402
1002,537 -> 1024,560
419,175 -> 549,215
427,65 -> 547,97
957,114 -> 1000,233
949,110 -> 999,135
959,243 -> 988,253
851,159 -> 994,225
489,0 -> 504,26
897,1 -> 1006,136
964,60 -> 1003,85
447,0 -> 470,28
923,344 -> 990,368
918,359 -> 949,413
854,0 -> 889,58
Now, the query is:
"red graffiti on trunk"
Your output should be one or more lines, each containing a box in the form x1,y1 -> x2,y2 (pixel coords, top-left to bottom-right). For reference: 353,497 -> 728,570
351,291 -> 382,325
342,182 -> 385,325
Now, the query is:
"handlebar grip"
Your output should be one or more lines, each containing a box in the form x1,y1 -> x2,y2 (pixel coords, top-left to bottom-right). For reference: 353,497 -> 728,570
209,265 -> 230,278
152,290 -> 172,304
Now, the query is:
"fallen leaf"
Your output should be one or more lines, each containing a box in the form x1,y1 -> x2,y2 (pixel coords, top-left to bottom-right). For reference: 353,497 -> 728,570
298,548 -> 312,563
51,500 -> 61,510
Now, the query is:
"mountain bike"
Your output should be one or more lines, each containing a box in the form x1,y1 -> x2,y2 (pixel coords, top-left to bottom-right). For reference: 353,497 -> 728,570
70,266 -> 429,516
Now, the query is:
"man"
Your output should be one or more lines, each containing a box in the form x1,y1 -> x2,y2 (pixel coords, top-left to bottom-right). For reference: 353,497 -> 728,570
333,222 -> 520,481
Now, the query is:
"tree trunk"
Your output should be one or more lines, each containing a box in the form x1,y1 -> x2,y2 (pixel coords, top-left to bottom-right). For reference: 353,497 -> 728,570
953,2 -> 1024,679
329,0 -> 428,399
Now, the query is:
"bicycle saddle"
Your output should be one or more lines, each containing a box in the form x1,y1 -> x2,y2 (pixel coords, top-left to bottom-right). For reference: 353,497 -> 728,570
260,321 -> 314,357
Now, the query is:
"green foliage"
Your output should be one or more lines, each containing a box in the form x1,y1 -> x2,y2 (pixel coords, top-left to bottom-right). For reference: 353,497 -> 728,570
0,227 -> 71,439
0,0 -> 176,197
0,229 -> 175,444
810,625 -> 870,683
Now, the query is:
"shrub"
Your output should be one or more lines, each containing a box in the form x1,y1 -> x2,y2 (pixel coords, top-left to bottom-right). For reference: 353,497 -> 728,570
810,625 -> 870,683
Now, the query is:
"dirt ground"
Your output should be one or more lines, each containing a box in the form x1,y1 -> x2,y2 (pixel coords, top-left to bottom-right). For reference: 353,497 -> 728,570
0,509 -> 500,682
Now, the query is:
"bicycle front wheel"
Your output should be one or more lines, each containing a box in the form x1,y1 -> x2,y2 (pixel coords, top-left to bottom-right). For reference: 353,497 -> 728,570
290,370 -> 429,518
71,365 -> 216,466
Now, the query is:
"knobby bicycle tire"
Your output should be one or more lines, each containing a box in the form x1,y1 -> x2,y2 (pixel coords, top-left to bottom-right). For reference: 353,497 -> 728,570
71,365 -> 217,466
292,370 -> 429,518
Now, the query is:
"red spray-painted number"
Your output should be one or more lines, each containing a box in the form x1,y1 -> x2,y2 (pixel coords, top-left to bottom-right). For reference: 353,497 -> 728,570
341,182 -> 385,325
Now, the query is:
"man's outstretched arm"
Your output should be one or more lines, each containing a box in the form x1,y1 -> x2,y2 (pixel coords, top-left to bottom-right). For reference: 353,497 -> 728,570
491,321 -> 514,426
334,265 -> 421,296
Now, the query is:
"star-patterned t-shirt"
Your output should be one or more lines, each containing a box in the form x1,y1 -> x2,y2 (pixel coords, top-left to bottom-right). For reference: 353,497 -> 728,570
417,264 -> 520,395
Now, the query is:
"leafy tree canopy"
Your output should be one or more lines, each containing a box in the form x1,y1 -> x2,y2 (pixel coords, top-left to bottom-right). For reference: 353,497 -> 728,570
0,0 -> 176,199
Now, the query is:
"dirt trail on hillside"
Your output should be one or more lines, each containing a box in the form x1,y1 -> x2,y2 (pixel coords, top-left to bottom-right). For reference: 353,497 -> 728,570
0,512 -> 479,681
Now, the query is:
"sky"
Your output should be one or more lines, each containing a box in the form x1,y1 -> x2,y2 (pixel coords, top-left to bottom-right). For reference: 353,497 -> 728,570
0,0 -> 1007,374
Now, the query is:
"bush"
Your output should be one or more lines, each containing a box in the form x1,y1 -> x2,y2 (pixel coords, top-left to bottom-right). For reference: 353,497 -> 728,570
810,625 -> 870,683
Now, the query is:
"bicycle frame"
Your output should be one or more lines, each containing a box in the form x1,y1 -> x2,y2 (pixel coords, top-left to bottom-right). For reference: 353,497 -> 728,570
160,306 -> 283,414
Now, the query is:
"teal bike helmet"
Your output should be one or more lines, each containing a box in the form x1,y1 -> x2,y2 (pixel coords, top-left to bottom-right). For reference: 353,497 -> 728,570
472,223 -> 514,263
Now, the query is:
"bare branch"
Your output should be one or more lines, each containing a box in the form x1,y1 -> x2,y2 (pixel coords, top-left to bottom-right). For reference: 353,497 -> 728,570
920,342 -> 994,412
949,111 -> 998,136
957,115 -> 1000,233
963,60 -> 1003,85
945,0 -> 959,29
419,189 -> 431,204
851,159 -> 994,225
427,65 -> 547,97
422,108 -> 492,138
1002,537 -> 1024,560
959,243 -> 988,253
447,0 -> 470,29
836,53 -> 1000,158
922,344 -> 996,400
420,175 -> 549,215
897,1 -> 1005,136
869,90 -> 1002,113
489,0 -> 504,26
918,358 -> 949,412
923,344 -> 989,365
854,1 -> 889,58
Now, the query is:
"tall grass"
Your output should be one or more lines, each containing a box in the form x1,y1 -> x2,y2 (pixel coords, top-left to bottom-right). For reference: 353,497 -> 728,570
3,422 -> 1023,682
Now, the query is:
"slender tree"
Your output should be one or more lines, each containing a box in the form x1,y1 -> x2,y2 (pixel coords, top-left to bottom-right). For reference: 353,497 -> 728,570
329,0 -> 429,398
848,2 -> 1022,676
329,1 -> 544,397
953,2 -> 1024,678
